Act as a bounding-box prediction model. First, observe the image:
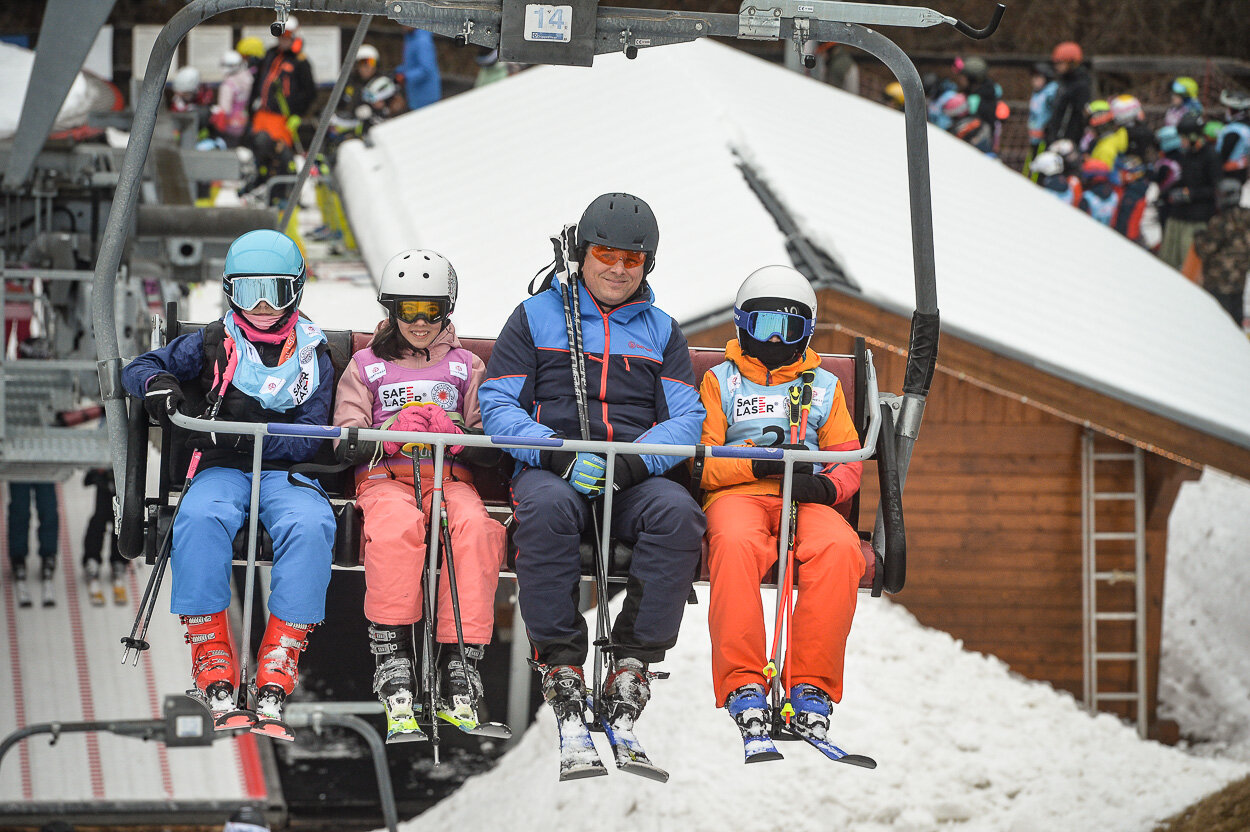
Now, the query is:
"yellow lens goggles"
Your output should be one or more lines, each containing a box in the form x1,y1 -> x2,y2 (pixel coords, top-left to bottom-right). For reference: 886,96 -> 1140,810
394,299 -> 448,324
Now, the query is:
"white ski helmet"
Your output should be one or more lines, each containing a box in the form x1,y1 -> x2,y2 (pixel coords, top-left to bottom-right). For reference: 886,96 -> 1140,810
1031,150 -> 1064,177
363,75 -> 397,105
733,265 -> 818,367
220,50 -> 244,73
172,66 -> 201,94
378,248 -> 458,312
357,44 -> 380,64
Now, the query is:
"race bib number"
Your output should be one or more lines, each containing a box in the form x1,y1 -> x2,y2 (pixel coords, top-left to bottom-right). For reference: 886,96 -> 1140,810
524,4 -> 572,42
377,380 -> 460,413
733,394 -> 786,421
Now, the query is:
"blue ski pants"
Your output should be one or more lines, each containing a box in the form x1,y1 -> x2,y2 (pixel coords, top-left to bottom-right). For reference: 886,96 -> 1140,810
510,468 -> 705,666
7,482 -> 59,567
171,468 -> 335,624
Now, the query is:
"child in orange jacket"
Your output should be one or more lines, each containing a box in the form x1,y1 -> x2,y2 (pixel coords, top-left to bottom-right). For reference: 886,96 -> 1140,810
698,266 -> 864,761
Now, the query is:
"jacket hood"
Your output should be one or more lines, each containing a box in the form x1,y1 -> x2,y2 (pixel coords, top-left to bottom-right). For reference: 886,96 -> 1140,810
725,339 -> 821,384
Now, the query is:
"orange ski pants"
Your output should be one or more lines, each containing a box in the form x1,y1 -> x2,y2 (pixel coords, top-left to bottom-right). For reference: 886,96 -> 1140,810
706,493 -> 865,707
356,473 -> 505,642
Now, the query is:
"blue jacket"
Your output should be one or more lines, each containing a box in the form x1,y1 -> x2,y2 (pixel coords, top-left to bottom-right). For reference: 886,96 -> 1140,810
479,277 -> 704,475
121,322 -> 334,470
399,29 -> 441,110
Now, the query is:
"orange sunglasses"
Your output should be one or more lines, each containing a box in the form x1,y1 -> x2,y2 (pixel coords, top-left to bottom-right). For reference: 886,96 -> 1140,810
588,244 -> 647,269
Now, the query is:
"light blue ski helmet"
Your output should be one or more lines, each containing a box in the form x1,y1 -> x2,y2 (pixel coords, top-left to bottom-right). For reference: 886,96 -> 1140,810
1156,125 -> 1181,153
222,229 -> 306,301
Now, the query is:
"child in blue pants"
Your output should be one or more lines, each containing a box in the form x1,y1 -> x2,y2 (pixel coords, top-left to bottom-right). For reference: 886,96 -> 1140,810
121,229 -> 334,734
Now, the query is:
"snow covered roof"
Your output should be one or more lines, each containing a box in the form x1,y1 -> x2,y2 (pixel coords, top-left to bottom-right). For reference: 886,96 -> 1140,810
335,39 -> 1250,452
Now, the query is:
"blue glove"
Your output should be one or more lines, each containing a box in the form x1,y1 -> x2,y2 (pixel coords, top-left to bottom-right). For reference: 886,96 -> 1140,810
566,453 -> 607,497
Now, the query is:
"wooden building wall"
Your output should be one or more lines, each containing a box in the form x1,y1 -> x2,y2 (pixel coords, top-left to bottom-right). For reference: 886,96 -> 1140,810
688,311 -> 1196,736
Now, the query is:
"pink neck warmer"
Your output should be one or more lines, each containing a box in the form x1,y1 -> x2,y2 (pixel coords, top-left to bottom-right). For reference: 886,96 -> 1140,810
234,310 -> 296,343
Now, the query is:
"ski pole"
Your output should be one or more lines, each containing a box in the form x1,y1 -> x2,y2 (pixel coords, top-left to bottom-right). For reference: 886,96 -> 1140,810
413,444 -> 441,762
438,500 -> 469,681
232,429 -> 265,713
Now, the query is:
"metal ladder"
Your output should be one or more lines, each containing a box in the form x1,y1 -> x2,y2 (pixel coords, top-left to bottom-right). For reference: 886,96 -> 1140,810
1081,430 -> 1148,736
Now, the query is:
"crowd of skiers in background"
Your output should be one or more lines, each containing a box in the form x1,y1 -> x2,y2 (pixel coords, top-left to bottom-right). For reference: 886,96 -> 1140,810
912,40 -> 1250,327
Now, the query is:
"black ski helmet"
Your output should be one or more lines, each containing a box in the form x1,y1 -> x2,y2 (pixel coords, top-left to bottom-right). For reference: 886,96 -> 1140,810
576,193 -> 659,274
1177,111 -> 1206,139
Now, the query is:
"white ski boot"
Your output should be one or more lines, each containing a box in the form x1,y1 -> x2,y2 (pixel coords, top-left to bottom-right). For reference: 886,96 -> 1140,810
13,564 -> 32,609
85,561 -> 106,607
39,561 -> 56,608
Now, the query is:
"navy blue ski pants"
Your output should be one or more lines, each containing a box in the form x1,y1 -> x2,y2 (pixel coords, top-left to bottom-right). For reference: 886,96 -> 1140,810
7,482 -> 59,568
510,468 -> 705,666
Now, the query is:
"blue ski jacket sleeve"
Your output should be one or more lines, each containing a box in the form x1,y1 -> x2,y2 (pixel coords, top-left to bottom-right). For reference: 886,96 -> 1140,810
479,280 -> 704,474
121,329 -> 333,464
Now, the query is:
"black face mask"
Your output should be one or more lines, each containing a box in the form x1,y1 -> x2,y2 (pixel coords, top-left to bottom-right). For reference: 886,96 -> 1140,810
741,334 -> 804,370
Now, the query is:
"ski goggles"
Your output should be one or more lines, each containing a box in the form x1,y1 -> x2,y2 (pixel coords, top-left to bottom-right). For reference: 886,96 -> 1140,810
227,275 -> 300,311
733,308 -> 814,344
587,244 -> 647,269
389,298 -> 449,324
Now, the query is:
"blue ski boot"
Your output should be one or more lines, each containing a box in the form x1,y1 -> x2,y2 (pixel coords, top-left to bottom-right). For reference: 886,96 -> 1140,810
726,683 -> 783,763
789,683 -> 876,768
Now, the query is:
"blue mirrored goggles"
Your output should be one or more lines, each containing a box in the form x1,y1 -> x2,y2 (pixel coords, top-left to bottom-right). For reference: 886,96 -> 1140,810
227,275 -> 300,311
734,307 -> 814,344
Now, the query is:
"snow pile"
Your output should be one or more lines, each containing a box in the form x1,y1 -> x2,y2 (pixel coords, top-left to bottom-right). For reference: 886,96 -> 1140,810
1161,469 -> 1250,761
395,585 -> 1246,832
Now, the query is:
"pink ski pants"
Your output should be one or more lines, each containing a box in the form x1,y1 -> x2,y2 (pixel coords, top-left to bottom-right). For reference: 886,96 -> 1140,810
356,473 -> 505,642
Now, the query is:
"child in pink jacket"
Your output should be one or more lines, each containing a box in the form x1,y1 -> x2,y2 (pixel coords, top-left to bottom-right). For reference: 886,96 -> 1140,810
334,249 -> 505,741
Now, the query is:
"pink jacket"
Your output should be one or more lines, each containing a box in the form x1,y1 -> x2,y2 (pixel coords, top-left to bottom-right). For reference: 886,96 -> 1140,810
334,320 -> 487,434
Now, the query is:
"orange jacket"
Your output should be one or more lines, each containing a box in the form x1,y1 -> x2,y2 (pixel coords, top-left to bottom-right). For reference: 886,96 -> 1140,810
697,340 -> 862,510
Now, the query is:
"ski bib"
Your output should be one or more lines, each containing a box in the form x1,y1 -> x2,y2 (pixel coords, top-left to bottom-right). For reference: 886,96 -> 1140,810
355,346 -> 474,427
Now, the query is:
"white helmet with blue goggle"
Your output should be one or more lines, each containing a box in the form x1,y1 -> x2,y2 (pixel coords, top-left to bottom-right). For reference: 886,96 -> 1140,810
733,265 -> 818,369
222,229 -> 307,317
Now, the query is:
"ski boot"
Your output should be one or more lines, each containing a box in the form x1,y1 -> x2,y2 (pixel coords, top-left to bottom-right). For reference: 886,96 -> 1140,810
110,563 -> 128,606
437,643 -> 484,730
251,615 -> 315,741
599,657 -> 667,782
541,664 -> 605,781
39,560 -> 56,608
437,644 -> 510,738
13,563 -> 32,609
726,683 -> 783,763
370,622 -> 425,743
84,560 -> 106,607
182,611 -> 245,728
787,683 -> 877,768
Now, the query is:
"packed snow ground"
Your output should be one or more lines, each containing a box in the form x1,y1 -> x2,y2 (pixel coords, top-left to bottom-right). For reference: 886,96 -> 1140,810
376,470 -> 1250,831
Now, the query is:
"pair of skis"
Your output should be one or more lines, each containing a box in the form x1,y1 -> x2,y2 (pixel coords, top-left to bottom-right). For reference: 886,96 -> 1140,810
736,719 -> 876,768
554,698 -> 669,783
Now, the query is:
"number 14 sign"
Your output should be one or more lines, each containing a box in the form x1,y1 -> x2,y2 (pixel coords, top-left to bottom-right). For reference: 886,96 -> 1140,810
524,4 -> 573,42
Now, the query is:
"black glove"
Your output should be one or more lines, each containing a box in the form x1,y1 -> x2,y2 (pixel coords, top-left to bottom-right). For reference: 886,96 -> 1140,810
1167,187 -> 1192,205
143,373 -> 184,423
540,449 -> 577,476
789,473 -> 839,505
751,444 -> 816,479
612,455 -> 649,492
186,431 -> 254,454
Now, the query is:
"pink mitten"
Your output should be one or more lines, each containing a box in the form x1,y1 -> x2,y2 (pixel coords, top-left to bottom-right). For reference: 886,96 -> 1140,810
422,404 -> 465,455
382,405 -> 432,456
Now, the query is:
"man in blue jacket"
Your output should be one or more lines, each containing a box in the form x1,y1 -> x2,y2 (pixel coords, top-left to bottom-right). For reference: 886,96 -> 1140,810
121,230 -> 335,735
480,193 -> 706,742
